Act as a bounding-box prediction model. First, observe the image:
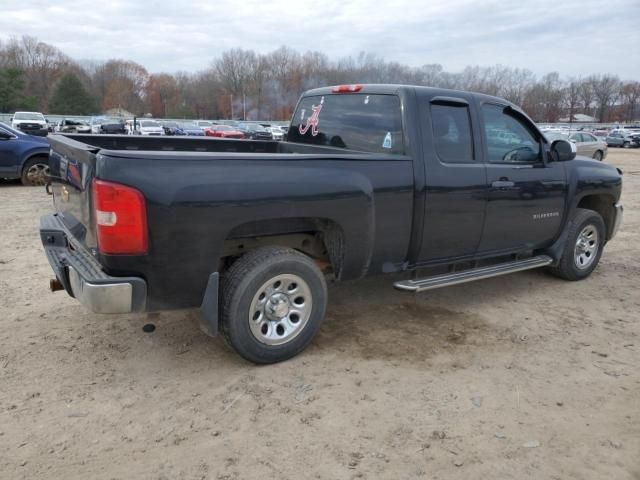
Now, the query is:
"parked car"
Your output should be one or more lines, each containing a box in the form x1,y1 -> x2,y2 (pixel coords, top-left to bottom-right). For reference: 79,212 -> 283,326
58,118 -> 91,134
606,130 -> 639,148
161,121 -> 185,136
544,131 -> 608,161
267,125 -> 285,141
179,123 -> 206,136
10,111 -> 48,137
134,120 -> 165,136
42,84 -> 623,364
90,116 -> 126,135
236,122 -> 273,140
204,125 -> 245,139
0,122 -> 50,185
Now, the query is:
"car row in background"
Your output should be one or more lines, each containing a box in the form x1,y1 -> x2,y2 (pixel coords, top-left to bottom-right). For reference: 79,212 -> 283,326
5,111 -> 292,141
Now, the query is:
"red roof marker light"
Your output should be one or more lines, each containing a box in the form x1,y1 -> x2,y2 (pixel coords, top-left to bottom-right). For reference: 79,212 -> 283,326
331,84 -> 363,93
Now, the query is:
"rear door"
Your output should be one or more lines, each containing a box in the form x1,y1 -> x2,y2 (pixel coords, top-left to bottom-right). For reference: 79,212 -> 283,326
477,102 -> 567,253
416,94 -> 487,263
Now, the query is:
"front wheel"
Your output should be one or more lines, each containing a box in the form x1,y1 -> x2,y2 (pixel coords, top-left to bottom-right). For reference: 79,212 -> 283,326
21,157 -> 50,186
592,151 -> 603,161
220,246 -> 328,364
548,208 -> 605,281
623,141 -> 630,149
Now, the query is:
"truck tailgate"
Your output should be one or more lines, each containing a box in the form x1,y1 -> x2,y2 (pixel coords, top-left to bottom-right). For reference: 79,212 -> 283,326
48,134 -> 99,251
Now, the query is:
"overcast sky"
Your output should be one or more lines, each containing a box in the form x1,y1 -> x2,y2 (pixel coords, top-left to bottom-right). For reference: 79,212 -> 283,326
1,0 -> 639,79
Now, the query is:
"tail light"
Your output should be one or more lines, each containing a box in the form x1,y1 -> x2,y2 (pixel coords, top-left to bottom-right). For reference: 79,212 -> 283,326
92,179 -> 148,255
331,84 -> 363,93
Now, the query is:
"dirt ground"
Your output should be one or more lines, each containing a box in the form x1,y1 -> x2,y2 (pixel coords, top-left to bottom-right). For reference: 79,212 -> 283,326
1,149 -> 639,480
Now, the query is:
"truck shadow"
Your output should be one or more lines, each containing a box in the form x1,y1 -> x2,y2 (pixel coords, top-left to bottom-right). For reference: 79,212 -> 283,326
117,269 -> 548,367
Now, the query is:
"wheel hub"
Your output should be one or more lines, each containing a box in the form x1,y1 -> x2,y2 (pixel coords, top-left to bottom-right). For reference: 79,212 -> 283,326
574,224 -> 599,270
248,273 -> 313,346
265,293 -> 290,320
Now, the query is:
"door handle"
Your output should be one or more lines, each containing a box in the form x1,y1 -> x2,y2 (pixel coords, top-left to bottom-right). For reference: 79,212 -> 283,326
491,180 -> 515,188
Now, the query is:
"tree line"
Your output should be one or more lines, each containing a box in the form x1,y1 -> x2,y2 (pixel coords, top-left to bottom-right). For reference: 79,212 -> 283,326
1,35 -> 639,123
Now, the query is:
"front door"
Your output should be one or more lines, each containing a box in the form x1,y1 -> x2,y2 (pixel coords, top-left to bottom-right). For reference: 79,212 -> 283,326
0,126 -> 19,176
417,94 -> 487,263
477,103 -> 567,254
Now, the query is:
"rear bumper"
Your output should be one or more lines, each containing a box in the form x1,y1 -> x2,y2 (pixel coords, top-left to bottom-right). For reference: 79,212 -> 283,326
610,203 -> 623,240
40,214 -> 147,313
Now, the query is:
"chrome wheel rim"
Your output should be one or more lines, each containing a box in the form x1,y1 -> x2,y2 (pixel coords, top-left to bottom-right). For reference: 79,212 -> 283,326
249,274 -> 312,346
574,225 -> 599,270
26,163 -> 50,186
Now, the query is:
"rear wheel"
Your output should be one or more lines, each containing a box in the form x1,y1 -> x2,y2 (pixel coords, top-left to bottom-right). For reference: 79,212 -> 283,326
623,141 -> 630,149
548,208 -> 605,281
592,151 -> 603,161
21,156 -> 50,186
220,246 -> 327,364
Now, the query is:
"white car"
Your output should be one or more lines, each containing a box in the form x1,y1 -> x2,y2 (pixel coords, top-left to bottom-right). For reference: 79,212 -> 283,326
267,126 -> 285,141
135,120 -> 165,136
11,111 -> 48,136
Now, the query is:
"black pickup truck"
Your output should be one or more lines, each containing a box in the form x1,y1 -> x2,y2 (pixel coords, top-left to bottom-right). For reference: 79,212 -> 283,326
41,84 -> 623,363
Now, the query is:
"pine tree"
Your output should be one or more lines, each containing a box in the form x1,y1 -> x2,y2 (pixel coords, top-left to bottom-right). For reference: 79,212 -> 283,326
48,72 -> 97,114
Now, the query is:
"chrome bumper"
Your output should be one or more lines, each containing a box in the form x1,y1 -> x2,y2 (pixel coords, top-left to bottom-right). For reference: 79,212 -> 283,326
40,214 -> 146,314
68,267 -> 136,314
610,203 -> 623,240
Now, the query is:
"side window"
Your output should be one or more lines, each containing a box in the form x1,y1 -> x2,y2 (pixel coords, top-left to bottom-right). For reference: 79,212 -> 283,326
481,104 -> 541,163
570,133 -> 582,142
430,103 -> 474,163
583,133 -> 596,142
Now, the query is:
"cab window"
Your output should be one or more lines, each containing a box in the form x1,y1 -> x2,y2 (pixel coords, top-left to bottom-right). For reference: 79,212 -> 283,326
430,103 -> 474,163
481,104 -> 541,163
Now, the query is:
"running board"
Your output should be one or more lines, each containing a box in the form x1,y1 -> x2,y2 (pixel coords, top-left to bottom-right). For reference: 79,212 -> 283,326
393,255 -> 554,292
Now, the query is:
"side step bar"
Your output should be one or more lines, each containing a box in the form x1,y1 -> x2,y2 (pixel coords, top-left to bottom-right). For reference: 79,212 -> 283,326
394,255 -> 554,292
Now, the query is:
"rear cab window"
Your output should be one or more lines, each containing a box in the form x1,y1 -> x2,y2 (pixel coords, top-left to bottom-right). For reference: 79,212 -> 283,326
288,94 -> 405,155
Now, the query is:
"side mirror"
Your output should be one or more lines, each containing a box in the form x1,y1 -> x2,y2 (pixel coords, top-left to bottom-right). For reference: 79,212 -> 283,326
550,139 -> 576,162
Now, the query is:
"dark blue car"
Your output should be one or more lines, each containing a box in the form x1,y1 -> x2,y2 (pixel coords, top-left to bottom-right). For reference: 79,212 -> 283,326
0,122 -> 50,185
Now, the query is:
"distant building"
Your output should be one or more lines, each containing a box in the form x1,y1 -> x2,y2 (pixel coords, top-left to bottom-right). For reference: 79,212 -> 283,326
558,113 -> 598,123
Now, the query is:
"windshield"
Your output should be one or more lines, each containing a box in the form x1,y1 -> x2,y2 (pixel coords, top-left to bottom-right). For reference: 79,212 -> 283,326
163,122 -> 178,128
140,120 -> 160,127
215,125 -> 232,131
14,112 -> 45,121
288,93 -> 404,155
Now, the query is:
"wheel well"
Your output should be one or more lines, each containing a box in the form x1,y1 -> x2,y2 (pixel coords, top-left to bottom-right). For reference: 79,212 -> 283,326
576,195 -> 615,239
22,154 -> 49,173
221,218 -> 345,277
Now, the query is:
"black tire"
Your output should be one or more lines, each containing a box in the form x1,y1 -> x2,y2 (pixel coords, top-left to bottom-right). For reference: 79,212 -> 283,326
21,156 -> 50,186
220,246 -> 328,364
592,151 -> 603,161
623,141 -> 630,149
548,208 -> 606,281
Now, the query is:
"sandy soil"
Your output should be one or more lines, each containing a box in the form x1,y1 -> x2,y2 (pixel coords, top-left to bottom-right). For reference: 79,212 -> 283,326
1,149 -> 639,480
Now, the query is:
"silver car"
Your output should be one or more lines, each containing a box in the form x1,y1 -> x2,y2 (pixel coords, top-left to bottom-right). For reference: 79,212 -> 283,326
544,131 -> 608,161
606,130 -> 640,149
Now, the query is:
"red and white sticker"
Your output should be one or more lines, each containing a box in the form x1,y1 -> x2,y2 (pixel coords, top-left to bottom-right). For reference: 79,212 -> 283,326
298,97 -> 324,137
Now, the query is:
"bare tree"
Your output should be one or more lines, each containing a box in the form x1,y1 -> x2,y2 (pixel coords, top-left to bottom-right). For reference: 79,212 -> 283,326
590,75 -> 621,122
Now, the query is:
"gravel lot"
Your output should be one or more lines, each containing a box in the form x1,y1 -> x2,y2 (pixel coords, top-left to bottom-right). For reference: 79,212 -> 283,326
1,149 -> 638,479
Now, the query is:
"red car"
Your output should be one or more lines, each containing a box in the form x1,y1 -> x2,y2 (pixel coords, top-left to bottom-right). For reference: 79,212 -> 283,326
205,125 -> 246,139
